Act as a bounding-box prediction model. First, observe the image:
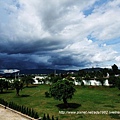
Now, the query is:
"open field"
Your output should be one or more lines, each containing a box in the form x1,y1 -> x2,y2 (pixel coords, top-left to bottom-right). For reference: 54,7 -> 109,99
0,85 -> 120,120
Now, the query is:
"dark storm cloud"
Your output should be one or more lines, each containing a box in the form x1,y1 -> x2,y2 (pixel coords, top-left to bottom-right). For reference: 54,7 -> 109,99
0,53 -> 51,69
0,0 -> 120,69
48,54 -> 92,69
0,36 -> 65,54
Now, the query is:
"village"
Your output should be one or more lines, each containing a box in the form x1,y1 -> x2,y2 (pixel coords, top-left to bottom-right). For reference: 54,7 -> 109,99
0,64 -> 120,89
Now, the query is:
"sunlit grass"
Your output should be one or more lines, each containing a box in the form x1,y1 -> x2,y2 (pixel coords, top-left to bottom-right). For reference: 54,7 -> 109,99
0,85 -> 120,120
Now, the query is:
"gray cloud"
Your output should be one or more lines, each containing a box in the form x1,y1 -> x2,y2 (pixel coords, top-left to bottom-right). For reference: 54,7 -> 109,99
0,0 -> 120,69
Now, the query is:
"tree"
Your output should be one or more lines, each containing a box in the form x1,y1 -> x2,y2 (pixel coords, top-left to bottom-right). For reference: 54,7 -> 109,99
13,80 -> 23,96
117,80 -> 120,90
112,64 -> 118,75
78,70 -> 86,77
76,76 -> 82,82
21,75 -> 34,87
101,68 -> 109,77
84,74 -> 90,80
49,76 -> 62,83
96,77 -> 105,86
49,79 -> 76,106
4,81 -> 9,90
115,76 -> 120,90
0,79 -> 10,93
0,79 -> 5,93
108,76 -> 117,87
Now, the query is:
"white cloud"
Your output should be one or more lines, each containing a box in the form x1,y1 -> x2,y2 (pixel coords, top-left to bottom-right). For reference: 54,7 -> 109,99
85,0 -> 120,40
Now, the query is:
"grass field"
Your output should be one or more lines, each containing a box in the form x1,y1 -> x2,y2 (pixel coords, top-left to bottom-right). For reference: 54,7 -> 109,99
0,85 -> 120,120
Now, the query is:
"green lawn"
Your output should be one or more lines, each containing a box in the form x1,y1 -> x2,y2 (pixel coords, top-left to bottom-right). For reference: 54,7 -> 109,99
0,85 -> 120,120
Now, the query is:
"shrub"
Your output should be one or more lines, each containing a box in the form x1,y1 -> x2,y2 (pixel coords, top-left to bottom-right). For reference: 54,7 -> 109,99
42,113 -> 46,120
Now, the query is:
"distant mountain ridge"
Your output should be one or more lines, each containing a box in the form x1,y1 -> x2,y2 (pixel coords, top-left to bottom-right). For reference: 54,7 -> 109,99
81,68 -> 103,72
20,68 -> 103,74
0,68 -> 104,75
20,69 -> 67,74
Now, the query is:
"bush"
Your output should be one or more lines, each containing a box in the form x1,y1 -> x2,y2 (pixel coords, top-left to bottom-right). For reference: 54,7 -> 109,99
52,115 -> 54,120
81,81 -> 84,86
42,114 -> 58,120
0,98 -> 8,106
42,114 -> 46,120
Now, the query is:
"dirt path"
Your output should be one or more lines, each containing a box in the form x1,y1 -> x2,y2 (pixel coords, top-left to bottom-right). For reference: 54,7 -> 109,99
0,106 -> 30,120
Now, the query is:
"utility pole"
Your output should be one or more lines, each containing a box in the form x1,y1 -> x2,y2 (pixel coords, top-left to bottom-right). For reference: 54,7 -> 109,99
15,73 -> 16,80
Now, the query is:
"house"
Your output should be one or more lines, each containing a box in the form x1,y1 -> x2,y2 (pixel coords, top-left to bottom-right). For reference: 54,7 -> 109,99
103,79 -> 109,86
33,75 -> 47,84
82,80 -> 102,86
74,79 -> 110,86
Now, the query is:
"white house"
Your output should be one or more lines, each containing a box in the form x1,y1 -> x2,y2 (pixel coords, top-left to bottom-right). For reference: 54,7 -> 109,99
74,79 -> 110,86
103,79 -> 109,86
32,75 -> 110,86
82,80 -> 102,86
74,80 -> 81,85
33,76 -> 47,84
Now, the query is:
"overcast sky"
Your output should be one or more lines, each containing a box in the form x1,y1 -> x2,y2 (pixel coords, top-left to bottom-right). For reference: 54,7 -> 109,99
0,0 -> 120,70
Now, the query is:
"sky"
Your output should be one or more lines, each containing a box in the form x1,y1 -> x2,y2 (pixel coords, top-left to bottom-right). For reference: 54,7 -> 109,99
0,0 -> 120,70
